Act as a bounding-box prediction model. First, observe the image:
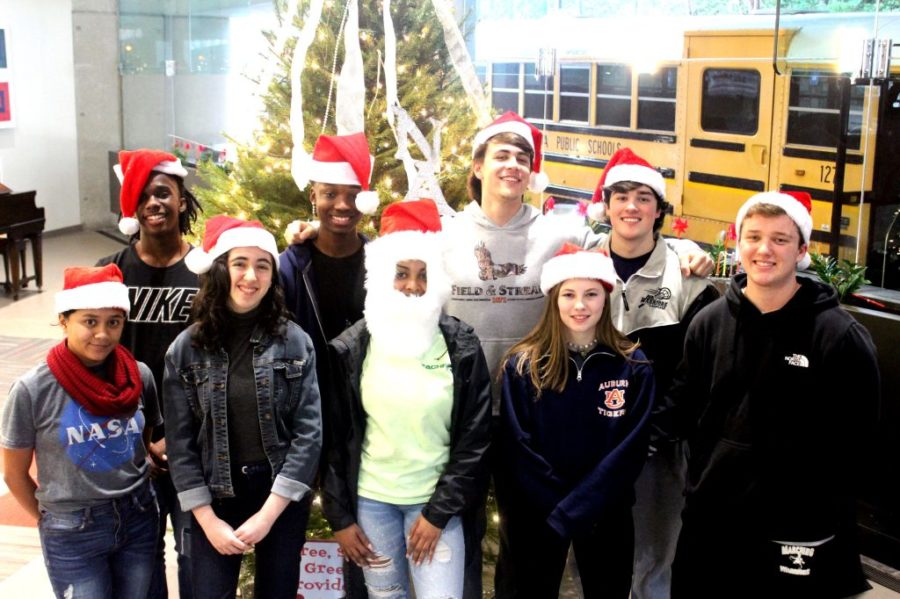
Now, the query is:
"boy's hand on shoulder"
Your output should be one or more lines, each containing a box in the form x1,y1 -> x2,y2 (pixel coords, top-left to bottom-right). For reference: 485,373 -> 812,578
681,251 -> 714,278
284,220 -> 320,245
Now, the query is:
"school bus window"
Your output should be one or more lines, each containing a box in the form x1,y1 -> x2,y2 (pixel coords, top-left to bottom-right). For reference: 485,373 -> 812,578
492,62 -> 521,114
637,67 -> 677,132
786,71 -> 864,149
475,64 -> 487,86
701,68 -> 760,135
559,63 -> 590,123
596,63 -> 632,127
524,63 -> 554,121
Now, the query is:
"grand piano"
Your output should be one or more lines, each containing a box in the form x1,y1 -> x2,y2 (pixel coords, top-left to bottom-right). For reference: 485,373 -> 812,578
0,189 -> 44,300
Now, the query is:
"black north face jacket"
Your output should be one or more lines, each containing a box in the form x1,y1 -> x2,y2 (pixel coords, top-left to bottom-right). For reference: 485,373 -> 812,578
666,274 -> 880,598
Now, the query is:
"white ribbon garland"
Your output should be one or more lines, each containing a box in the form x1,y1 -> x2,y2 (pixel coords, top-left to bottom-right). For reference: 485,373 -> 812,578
429,0 -> 492,126
336,0 -> 365,135
289,0 -> 326,191
256,2 -> 302,104
382,0 -> 453,214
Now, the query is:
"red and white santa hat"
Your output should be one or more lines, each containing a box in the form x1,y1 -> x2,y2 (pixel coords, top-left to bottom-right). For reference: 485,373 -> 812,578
735,190 -> 813,270
297,132 -> 379,215
113,149 -> 189,236
55,263 -> 130,315
472,111 -> 549,193
184,215 -> 279,274
364,199 -> 451,298
588,147 -> 666,221
540,242 -> 617,295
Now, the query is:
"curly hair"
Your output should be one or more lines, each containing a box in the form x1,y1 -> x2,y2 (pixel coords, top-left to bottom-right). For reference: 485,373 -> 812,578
501,282 -> 640,398
190,252 -> 290,351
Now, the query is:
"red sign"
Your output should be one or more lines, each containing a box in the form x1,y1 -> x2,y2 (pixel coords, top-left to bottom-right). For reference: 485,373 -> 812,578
0,82 -> 10,122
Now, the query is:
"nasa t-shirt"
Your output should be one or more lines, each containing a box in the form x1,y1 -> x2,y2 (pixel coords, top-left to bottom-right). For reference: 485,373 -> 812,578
0,360 -> 162,513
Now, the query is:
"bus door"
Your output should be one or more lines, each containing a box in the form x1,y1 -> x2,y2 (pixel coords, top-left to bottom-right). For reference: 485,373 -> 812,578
681,31 -> 777,239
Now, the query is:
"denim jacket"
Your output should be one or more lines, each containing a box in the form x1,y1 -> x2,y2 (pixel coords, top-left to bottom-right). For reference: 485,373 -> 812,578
163,319 -> 322,512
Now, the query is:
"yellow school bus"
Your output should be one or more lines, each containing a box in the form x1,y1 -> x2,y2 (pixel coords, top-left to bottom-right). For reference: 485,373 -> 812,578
482,12 -> 900,287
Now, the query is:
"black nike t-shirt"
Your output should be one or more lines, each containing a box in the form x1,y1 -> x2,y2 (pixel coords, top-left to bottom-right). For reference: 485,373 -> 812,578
97,245 -> 200,420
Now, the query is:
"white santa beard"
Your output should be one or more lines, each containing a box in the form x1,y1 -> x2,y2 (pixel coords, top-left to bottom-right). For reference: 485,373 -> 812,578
365,288 -> 443,358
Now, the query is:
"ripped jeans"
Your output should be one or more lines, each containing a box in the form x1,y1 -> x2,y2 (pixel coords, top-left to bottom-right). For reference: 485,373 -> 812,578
357,496 -> 465,599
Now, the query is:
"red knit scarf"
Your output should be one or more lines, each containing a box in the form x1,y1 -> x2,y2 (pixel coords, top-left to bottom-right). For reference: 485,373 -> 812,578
46,340 -> 143,417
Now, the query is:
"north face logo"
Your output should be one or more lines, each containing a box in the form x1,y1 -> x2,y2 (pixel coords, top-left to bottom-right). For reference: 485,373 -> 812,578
784,354 -> 809,368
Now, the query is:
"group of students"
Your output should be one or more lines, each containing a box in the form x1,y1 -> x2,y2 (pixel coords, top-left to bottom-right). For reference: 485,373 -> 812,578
0,110 -> 880,599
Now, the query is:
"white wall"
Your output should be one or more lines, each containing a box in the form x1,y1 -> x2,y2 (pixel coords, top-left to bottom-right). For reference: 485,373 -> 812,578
0,0 -> 80,232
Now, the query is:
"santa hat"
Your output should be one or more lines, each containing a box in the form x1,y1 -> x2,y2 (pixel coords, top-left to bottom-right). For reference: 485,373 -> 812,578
55,264 -> 130,315
540,243 -> 617,296
114,149 -> 189,236
735,190 -> 813,270
588,148 -> 666,221
472,111 -> 549,193
298,132 -> 379,215
184,215 -> 279,274
365,199 -> 446,276
366,199 -> 451,305
364,200 -> 452,353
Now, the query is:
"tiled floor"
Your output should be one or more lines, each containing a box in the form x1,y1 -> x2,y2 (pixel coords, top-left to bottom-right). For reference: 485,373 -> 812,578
0,229 -> 180,597
0,229 -> 898,598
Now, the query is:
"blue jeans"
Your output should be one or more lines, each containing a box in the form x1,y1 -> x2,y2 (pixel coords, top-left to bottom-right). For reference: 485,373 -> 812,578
38,482 -> 159,599
357,496 -> 465,599
147,472 -> 193,599
631,441 -> 688,599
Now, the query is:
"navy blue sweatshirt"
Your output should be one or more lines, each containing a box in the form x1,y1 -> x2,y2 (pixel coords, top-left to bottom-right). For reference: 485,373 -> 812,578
498,346 -> 655,538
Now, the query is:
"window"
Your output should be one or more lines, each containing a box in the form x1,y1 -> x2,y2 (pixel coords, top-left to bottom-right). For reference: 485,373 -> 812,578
475,64 -> 487,86
559,63 -> 590,122
596,64 -> 631,127
701,69 -> 760,135
523,63 -> 553,120
491,62 -> 520,114
638,67 -> 677,131
786,71 -> 864,149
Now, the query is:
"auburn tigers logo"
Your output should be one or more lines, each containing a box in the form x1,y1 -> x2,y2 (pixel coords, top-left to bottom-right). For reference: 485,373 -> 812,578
604,388 -> 626,409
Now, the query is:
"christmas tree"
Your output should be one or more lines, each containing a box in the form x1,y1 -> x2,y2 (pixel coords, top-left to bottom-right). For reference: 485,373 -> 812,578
192,0 -> 481,245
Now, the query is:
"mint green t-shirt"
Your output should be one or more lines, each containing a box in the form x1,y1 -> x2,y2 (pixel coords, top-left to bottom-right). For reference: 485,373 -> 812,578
357,331 -> 453,504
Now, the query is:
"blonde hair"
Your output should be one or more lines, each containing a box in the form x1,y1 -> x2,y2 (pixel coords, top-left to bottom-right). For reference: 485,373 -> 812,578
501,282 -> 640,398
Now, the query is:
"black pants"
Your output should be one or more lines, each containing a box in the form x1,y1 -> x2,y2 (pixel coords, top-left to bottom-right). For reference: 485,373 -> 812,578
495,506 -> 634,599
190,463 -> 311,599
147,472 -> 193,599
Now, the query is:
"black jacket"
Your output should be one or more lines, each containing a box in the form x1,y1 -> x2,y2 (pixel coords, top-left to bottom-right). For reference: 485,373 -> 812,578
322,314 -> 492,531
278,236 -> 368,379
667,274 -> 879,598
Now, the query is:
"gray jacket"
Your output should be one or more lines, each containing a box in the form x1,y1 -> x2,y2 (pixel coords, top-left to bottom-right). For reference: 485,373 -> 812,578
163,319 -> 322,511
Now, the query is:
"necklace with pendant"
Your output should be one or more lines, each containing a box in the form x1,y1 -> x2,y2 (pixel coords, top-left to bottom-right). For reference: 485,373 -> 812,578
567,338 -> 598,357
